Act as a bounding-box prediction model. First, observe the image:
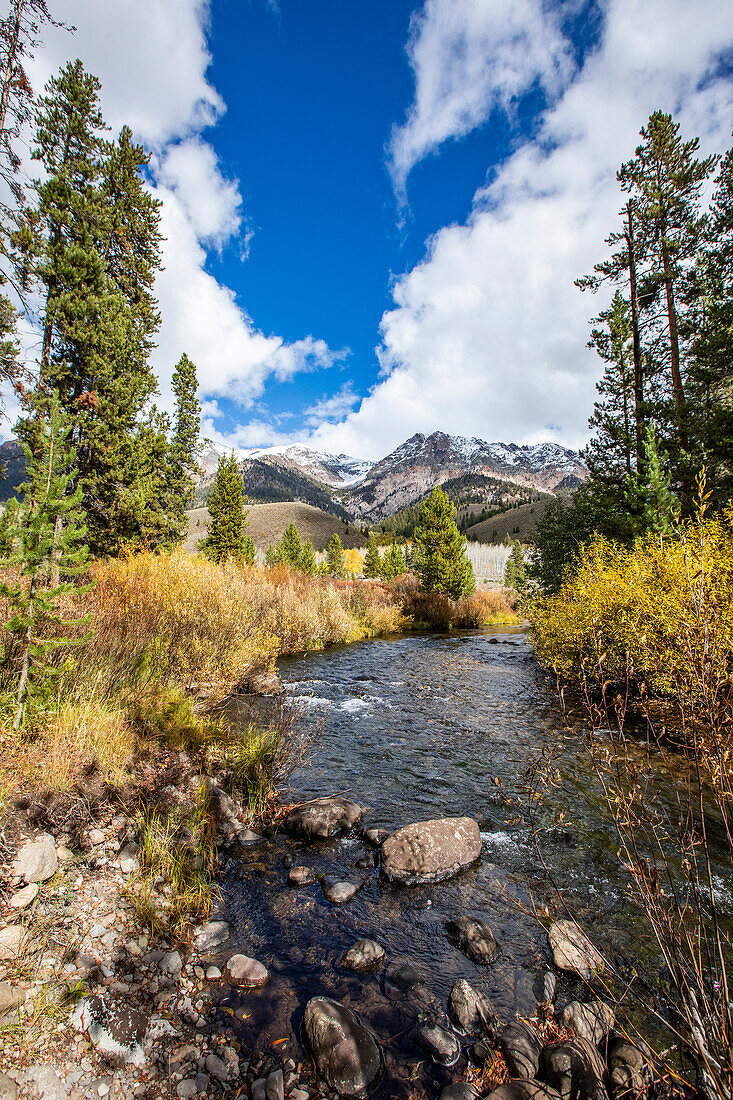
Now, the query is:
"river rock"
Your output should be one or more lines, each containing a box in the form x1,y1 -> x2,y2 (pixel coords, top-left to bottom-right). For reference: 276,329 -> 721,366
499,1020 -> 543,1078
387,961 -> 426,991
0,925 -> 25,961
322,880 -> 359,905
542,1036 -> 608,1100
0,982 -> 26,1016
302,996 -> 383,1097
440,1087 -> 478,1100
12,833 -> 57,884
243,669 -> 285,695
445,916 -> 500,964
486,1084 -> 562,1100
288,866 -> 315,886
411,1022 -> 461,1066
381,817 -> 482,884
266,1069 -> 284,1100
548,920 -> 604,979
535,970 -> 557,1004
0,1073 -> 17,1100
17,1065 -> 67,1100
9,883 -> 38,910
72,994 -> 148,1067
607,1037 -> 652,1100
193,920 -> 232,953
286,796 -> 363,840
364,827 -> 388,847
341,939 -> 385,973
447,977 -> 497,1037
224,954 -> 269,988
561,1001 -> 615,1045
161,950 -> 183,979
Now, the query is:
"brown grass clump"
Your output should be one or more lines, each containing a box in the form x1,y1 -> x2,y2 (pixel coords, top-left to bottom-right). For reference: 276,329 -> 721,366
397,578 -> 519,630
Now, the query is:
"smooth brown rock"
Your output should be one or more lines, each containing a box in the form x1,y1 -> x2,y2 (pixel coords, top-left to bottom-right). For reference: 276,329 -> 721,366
445,915 -> 500,964
548,920 -> 604,980
302,996 -> 383,1097
561,1001 -> 615,1045
224,954 -> 269,988
381,817 -> 482,884
286,796 -> 363,840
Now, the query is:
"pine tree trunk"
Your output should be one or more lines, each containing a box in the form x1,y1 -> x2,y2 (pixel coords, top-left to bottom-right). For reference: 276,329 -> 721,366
625,203 -> 645,469
13,570 -> 35,729
0,0 -> 23,139
661,238 -> 688,451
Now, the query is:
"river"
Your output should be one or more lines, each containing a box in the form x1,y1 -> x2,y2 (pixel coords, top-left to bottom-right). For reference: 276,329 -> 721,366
213,626 -> 730,1097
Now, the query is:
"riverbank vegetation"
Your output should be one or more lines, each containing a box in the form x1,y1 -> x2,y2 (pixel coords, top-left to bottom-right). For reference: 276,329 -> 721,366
528,109 -> 733,1098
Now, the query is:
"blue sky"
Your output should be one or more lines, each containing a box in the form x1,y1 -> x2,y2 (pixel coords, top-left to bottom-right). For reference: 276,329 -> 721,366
22,0 -> 733,458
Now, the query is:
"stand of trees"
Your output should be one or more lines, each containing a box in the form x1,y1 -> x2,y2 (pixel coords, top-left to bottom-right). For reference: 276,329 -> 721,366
535,111 -> 733,590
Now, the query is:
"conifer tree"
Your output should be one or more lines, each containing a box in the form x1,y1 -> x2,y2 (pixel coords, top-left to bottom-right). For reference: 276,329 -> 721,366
363,534 -> 382,578
264,544 -> 277,567
1,391 -> 91,727
634,426 -> 680,536
200,454 -> 249,565
504,540 -> 528,591
412,486 -> 475,598
299,538 -> 316,576
165,353 -> 201,545
277,522 -> 302,568
325,532 -> 345,578
380,539 -> 406,581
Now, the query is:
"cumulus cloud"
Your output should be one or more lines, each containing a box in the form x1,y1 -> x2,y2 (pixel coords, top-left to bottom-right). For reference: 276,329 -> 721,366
388,0 -> 573,202
17,0 -> 339,432
313,0 -> 733,460
304,383 -> 360,429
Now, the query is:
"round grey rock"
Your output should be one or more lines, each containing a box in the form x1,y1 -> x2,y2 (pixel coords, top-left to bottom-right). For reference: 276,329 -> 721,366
341,939 -> 385,973
288,866 -> 315,886
411,1022 -> 461,1066
322,880 -> 359,905
12,834 -> 57,884
548,920 -> 603,980
302,996 -> 383,1098
224,953 -> 269,988
561,1001 -> 615,1045
448,977 -> 497,1037
445,916 -> 500,964
286,797 -> 363,840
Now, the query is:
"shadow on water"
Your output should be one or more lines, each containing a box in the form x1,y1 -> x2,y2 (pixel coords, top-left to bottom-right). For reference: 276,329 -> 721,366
207,627 -> 725,1097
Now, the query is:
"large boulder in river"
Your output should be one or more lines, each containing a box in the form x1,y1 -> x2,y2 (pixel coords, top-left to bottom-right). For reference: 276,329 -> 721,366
499,1020 -> 543,1078
302,997 -> 383,1097
242,669 -> 284,695
286,797 -> 363,840
381,817 -> 481,884
561,1001 -> 615,1046
607,1037 -> 653,1100
447,978 -> 498,1037
548,920 -> 604,979
542,1036 -> 608,1100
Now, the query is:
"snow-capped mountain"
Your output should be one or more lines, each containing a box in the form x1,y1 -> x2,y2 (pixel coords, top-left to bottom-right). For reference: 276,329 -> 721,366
344,432 -> 586,520
195,431 -> 586,521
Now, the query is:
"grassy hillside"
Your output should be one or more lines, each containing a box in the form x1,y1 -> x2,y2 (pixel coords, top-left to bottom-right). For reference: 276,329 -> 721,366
186,501 -> 368,553
466,496 -> 558,544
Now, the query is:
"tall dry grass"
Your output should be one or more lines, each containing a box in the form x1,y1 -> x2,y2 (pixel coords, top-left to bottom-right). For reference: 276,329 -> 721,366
397,577 -> 519,630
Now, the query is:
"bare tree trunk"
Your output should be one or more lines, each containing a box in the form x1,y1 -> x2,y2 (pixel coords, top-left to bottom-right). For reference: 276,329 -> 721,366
661,238 -> 688,450
625,202 -> 645,470
0,1 -> 23,140
13,569 -> 35,729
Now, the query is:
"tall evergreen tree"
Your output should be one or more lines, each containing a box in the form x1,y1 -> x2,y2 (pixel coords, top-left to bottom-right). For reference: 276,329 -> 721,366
325,532 -> 345,578
299,538 -> 316,576
200,454 -> 249,565
164,353 -> 201,545
1,391 -> 91,727
380,539 -> 406,581
617,111 -> 718,488
362,534 -> 382,578
276,522 -> 302,568
412,486 -> 475,598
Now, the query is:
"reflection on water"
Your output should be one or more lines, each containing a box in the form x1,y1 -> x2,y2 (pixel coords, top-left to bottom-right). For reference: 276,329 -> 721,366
213,628 -> 718,1097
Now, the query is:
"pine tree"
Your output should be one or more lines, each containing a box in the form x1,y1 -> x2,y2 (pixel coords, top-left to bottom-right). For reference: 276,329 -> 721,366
412,486 -> 475,598
277,522 -> 302,568
299,538 -> 316,576
380,539 -> 406,581
325,532 -> 345,578
1,391 -> 91,727
264,544 -> 277,567
504,540 -> 528,591
200,454 -> 249,564
617,111 -> 718,491
165,353 -> 201,545
362,534 -> 382,578
636,426 -> 680,536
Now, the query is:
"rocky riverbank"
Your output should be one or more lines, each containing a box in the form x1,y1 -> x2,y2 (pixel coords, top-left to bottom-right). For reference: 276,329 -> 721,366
1,781 -> 655,1100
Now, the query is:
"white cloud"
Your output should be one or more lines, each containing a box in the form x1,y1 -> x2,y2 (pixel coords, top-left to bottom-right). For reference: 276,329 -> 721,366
312,0 -> 733,460
155,140 -> 242,251
16,0 -> 340,433
388,0 -> 573,202
304,383 -> 360,428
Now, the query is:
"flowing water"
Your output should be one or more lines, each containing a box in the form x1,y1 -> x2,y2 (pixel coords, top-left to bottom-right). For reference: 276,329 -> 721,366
212,627 -> 730,1097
